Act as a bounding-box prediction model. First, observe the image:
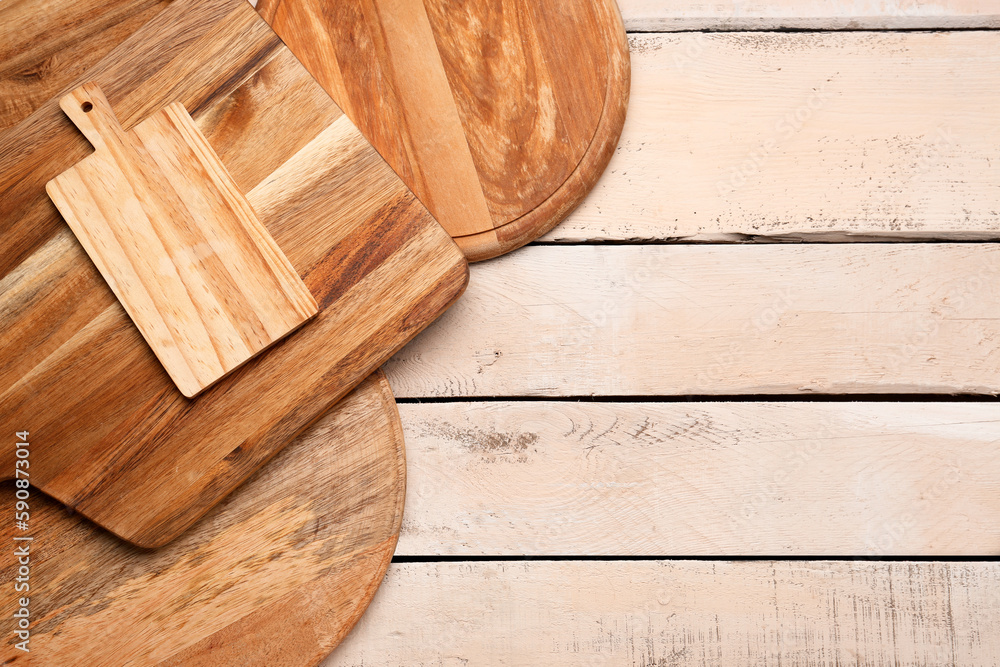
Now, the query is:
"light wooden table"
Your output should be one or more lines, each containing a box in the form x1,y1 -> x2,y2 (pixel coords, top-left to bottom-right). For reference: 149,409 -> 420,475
327,2 -> 1000,664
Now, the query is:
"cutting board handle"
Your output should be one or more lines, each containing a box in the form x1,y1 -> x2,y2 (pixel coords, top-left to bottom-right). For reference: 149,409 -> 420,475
59,83 -> 123,153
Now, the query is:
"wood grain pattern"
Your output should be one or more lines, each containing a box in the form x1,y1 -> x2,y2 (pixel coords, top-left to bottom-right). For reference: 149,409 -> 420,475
542,31 -> 1000,244
0,0 -> 172,132
328,561 -> 1000,665
255,0 -> 630,261
618,0 -> 1000,31
0,0 -> 467,547
1,370 -> 404,666
395,401 -> 1000,555
47,83 -> 317,397
386,245 -> 1000,397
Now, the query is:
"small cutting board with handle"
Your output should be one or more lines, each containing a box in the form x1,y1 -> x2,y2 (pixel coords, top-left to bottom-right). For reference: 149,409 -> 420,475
0,0 -> 467,548
47,83 -> 319,398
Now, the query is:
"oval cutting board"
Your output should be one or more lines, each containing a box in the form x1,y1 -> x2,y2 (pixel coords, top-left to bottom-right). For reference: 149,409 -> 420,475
1,371 -> 404,666
255,0 -> 631,261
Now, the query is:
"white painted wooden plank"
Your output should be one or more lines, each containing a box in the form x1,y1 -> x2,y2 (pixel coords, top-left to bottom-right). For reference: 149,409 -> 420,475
326,561 -> 1000,666
386,245 -> 1000,397
618,0 -> 1000,31
395,401 -> 1000,556
541,32 -> 1000,243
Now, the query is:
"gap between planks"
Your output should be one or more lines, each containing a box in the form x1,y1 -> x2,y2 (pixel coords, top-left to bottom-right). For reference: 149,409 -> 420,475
337,10 -> 998,666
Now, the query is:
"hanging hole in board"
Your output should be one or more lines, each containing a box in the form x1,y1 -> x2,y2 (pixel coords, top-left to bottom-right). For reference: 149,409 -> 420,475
81,102 -> 93,113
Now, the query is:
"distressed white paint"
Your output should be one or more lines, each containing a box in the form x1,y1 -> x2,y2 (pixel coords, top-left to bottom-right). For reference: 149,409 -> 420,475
327,561 -> 1000,666
386,245 -> 1000,397
542,32 -> 1000,243
395,401 -> 1000,556
234,4 -> 1000,660
619,0 -> 1000,31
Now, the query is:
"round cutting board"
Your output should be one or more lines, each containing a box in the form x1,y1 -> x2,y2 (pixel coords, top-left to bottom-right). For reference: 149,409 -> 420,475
1,371 -> 404,666
256,0 -> 631,261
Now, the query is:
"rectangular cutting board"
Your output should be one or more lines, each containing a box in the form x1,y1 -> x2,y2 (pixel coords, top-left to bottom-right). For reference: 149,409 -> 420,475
0,0 -> 468,548
47,83 -> 319,398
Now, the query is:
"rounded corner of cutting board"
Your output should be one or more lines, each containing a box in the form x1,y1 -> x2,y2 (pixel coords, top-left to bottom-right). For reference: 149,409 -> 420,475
457,0 -> 632,263
2,370 -> 405,666
256,0 -> 631,264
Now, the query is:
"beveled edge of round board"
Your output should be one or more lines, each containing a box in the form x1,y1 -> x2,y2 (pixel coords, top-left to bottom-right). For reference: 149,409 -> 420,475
2,370 -> 404,667
454,0 -> 631,263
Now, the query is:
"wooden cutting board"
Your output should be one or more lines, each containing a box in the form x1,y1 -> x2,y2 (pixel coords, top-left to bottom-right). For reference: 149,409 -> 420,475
1,370 -> 404,666
47,83 -> 320,398
0,0 -> 467,548
255,0 -> 631,262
